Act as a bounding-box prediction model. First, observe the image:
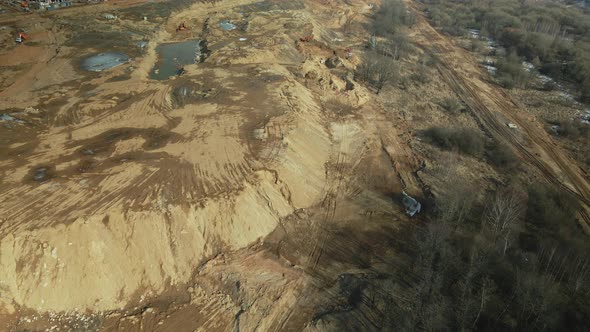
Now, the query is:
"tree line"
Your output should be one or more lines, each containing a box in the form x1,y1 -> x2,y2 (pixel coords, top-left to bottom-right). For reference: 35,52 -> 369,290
355,0 -> 416,93
422,0 -> 590,100
374,179 -> 590,331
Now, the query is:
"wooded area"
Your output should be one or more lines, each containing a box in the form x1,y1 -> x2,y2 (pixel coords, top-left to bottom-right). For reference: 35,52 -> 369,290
358,1 -> 590,330
421,0 -> 590,100
383,181 -> 590,330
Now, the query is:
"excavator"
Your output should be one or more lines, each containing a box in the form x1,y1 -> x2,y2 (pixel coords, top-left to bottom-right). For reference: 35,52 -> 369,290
20,1 -> 30,12
15,31 -> 27,44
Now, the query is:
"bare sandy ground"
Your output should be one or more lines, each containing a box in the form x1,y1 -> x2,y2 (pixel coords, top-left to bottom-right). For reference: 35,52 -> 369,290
0,0 -> 420,329
1,0 -> 587,330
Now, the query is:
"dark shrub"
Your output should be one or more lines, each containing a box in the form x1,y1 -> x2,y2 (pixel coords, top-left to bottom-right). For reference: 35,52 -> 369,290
373,0 -> 416,36
487,141 -> 519,169
557,120 -> 589,139
425,127 -> 485,157
526,183 -> 580,231
439,97 -> 463,114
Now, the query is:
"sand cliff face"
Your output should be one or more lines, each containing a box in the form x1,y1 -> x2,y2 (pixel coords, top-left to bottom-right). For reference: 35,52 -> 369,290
0,170 -> 293,311
0,14 -> 345,313
1,0 -> 585,330
0,67 -> 337,312
0,0 -> 400,328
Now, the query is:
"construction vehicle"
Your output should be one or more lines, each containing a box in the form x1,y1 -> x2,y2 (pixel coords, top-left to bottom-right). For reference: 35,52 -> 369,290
15,32 -> 27,44
19,1 -> 30,12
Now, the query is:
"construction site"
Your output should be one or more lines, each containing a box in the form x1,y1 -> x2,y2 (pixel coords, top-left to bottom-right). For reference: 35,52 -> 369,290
0,0 -> 589,330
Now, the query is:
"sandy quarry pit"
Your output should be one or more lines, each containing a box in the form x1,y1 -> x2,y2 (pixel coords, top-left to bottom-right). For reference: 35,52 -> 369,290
0,0 -> 421,330
5,0 -> 588,329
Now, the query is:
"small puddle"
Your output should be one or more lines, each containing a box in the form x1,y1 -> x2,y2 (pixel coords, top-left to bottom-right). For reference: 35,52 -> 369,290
30,166 -> 54,182
0,114 -> 15,121
81,52 -> 130,72
219,20 -> 237,31
0,113 -> 24,123
34,168 -> 48,181
150,40 -> 207,80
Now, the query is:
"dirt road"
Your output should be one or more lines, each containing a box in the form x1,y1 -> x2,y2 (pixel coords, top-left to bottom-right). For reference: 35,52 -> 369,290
405,0 -> 590,232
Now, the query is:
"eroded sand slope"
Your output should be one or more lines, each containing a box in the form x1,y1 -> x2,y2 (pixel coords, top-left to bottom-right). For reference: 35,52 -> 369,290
0,1 -> 417,328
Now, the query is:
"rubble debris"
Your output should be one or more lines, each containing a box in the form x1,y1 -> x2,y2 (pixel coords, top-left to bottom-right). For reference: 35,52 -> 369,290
176,22 -> 188,32
325,56 -> 342,69
343,76 -> 355,91
299,35 -> 313,42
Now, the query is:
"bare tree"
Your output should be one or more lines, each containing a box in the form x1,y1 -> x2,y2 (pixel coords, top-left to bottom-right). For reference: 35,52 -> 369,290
373,0 -> 415,36
568,256 -> 590,296
483,189 -> 524,255
398,221 -> 454,330
454,247 -> 494,331
434,158 -> 478,229
374,57 -> 398,94
514,268 -> 562,330
538,246 -> 590,296
471,277 -> 495,329
437,181 -> 476,229
355,51 -> 399,94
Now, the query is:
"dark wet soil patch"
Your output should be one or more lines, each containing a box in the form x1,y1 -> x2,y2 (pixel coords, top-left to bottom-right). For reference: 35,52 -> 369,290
0,111 -> 45,170
76,158 -> 96,173
81,52 -> 129,72
65,30 -> 134,50
74,127 -> 182,157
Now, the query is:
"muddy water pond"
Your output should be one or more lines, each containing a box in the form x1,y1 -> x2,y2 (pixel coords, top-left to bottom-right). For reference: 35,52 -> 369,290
81,52 -> 130,72
150,40 -> 204,80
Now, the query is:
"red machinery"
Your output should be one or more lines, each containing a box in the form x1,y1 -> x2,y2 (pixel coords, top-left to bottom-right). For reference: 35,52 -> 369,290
15,32 -> 27,43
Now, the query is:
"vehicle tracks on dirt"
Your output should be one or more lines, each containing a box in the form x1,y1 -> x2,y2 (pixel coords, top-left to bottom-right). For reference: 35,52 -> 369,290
407,0 -> 590,233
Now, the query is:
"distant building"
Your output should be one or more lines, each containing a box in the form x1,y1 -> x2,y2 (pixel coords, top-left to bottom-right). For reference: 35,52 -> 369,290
24,0 -> 74,10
